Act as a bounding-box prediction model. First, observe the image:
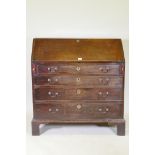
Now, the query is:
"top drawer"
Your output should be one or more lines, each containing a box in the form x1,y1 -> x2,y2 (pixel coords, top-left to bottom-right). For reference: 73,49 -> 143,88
32,62 -> 124,75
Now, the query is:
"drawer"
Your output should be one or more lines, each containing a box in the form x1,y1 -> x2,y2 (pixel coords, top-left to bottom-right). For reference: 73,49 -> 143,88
32,63 -> 124,75
65,102 -> 123,119
34,87 -> 123,100
34,103 -> 64,119
34,102 -> 123,120
33,75 -> 123,87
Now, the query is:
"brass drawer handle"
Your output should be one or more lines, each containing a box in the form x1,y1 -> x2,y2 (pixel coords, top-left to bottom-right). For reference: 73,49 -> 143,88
99,78 -> 110,85
55,92 -> 59,96
48,108 -> 52,112
48,78 -> 51,82
48,66 -> 58,72
98,108 -> 102,112
98,91 -> 109,97
48,91 -> 52,95
49,108 -> 59,112
55,108 -> 59,112
48,91 -> 59,97
105,107 -> 109,112
99,67 -> 110,73
48,78 -> 58,83
98,107 -> 109,112
55,78 -> 58,82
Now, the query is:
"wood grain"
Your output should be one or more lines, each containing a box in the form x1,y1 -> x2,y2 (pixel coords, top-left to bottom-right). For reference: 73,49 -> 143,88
31,38 -> 125,136
32,39 -> 125,62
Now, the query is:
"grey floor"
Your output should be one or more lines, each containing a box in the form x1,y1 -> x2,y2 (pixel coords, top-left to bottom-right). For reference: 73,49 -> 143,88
26,112 -> 128,155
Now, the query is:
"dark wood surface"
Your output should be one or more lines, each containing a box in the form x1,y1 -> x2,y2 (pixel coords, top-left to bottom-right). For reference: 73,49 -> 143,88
31,39 -> 125,136
34,102 -> 122,120
33,75 -> 123,87
34,87 -> 123,100
32,39 -> 125,62
32,62 -> 124,75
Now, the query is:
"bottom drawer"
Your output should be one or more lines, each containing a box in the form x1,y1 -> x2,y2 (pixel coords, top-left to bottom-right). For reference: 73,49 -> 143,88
34,101 -> 123,120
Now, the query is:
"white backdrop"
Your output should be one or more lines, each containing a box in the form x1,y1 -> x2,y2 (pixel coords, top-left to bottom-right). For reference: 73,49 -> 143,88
26,1 -> 129,154
26,0 -> 129,113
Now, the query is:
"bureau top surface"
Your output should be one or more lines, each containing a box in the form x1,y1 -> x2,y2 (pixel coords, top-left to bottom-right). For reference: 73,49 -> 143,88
32,39 -> 125,62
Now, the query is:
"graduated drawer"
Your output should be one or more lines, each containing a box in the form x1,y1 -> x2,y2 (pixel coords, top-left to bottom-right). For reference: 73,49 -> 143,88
32,62 -> 124,75
33,101 -> 123,120
34,87 -> 123,100
33,75 -> 123,87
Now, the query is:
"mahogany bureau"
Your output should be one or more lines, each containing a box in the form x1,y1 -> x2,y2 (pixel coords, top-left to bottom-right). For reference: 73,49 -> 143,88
31,38 -> 125,136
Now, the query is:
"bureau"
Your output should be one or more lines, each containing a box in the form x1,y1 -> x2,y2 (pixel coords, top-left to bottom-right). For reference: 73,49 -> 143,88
31,38 -> 125,136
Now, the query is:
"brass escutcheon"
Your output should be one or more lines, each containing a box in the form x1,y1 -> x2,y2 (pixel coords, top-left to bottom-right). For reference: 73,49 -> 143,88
77,104 -> 82,109
76,66 -> 80,71
76,77 -> 80,82
76,89 -> 81,94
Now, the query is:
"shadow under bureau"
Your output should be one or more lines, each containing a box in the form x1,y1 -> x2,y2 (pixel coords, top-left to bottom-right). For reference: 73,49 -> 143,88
31,38 -> 125,136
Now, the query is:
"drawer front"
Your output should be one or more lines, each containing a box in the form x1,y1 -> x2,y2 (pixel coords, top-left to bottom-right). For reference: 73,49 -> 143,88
65,102 -> 122,119
33,63 -> 123,75
34,102 -> 122,119
33,75 -> 123,87
34,103 -> 64,119
34,87 -> 123,100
